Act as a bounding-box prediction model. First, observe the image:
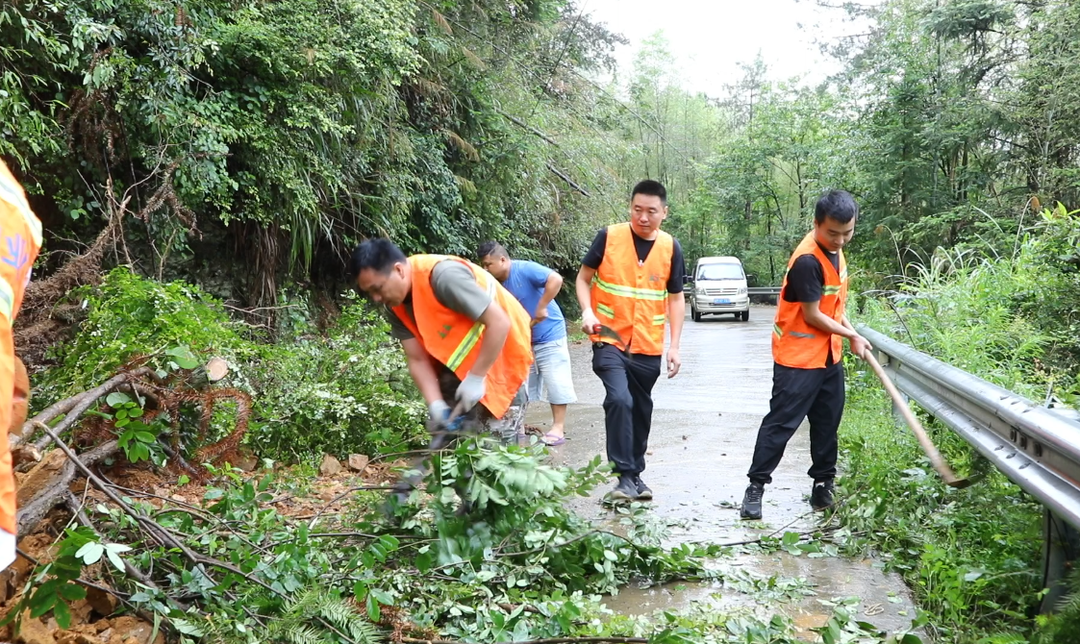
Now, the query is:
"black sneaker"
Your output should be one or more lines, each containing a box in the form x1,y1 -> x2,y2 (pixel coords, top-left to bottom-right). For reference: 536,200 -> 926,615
740,482 -> 765,520
810,479 -> 835,511
604,474 -> 638,504
633,475 -> 653,501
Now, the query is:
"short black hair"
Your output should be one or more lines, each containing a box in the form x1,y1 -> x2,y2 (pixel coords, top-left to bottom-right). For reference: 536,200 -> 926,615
476,240 -> 508,260
814,190 -> 859,224
631,179 -> 667,205
348,238 -> 406,278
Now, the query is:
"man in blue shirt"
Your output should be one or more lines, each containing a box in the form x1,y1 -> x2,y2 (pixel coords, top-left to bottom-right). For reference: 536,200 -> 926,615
478,242 -> 577,445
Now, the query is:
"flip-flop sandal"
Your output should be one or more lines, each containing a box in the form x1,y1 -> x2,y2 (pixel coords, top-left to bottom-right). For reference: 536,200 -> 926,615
540,433 -> 567,446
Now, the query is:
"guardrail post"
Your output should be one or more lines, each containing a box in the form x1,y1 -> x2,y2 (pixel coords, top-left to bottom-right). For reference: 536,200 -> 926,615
1041,508 -> 1079,614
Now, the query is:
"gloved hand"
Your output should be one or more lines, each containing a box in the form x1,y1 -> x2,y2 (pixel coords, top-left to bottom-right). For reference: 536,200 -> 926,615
426,399 -> 451,434
455,372 -> 486,412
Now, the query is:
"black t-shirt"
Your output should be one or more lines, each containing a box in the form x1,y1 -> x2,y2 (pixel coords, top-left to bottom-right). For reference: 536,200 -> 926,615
581,228 -> 685,293
782,243 -> 840,304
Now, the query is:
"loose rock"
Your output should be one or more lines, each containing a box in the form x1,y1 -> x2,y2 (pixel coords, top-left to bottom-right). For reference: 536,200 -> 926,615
319,454 -> 342,476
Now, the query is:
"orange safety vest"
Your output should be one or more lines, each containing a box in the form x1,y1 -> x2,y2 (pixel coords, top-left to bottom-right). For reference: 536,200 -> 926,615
392,255 -> 533,418
0,160 -> 43,535
772,232 -> 848,369
589,222 -> 673,356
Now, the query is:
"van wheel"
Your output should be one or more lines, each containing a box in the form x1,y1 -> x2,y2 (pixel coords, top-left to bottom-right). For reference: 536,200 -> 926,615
692,308 -> 702,322
741,310 -> 750,322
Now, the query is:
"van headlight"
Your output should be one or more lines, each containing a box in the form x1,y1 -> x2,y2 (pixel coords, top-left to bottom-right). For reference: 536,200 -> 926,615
738,287 -> 747,295
695,287 -> 708,296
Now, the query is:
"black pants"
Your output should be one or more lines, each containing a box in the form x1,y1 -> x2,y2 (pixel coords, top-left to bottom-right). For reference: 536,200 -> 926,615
592,343 -> 662,475
747,361 -> 845,485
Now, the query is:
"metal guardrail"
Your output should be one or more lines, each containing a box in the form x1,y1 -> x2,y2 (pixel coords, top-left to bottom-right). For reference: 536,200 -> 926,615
857,325 -> 1080,609
747,286 -> 781,296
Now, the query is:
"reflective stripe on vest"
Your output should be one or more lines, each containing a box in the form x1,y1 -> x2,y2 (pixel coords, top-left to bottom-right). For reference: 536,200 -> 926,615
445,276 -> 498,371
0,279 -> 13,321
589,223 -> 673,356
771,231 -> 848,369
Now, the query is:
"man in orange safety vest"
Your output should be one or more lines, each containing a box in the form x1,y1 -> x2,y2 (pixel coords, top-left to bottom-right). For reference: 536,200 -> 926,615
349,238 -> 533,443
575,180 -> 686,504
740,190 -> 872,520
0,159 -> 44,569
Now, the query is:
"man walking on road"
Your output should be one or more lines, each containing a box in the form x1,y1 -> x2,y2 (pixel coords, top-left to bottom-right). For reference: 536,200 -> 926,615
576,180 -> 685,503
741,190 -> 872,520
350,239 -> 534,446
477,242 -> 577,446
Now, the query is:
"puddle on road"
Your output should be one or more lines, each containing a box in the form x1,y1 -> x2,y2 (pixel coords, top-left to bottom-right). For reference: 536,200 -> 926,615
602,552 -> 918,640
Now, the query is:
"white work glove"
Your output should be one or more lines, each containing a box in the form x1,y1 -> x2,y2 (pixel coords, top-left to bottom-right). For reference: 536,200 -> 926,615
0,529 -> 15,571
426,400 -> 451,434
455,372 -> 486,412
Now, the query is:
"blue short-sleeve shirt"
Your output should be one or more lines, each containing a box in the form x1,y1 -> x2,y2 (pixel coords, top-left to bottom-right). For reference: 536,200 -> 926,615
503,260 -> 566,344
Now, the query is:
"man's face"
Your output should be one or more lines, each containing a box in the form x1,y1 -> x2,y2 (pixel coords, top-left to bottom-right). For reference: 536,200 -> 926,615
629,193 -> 668,238
356,263 -> 410,307
813,215 -> 856,253
479,254 -> 511,282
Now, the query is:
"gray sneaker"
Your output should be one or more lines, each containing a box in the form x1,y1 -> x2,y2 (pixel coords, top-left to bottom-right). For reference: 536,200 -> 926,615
740,482 -> 765,520
633,475 -> 653,501
604,474 -> 638,504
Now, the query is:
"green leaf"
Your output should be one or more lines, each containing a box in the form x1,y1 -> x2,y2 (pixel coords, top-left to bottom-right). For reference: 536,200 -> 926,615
104,543 -> 131,572
105,392 -> 131,408
75,542 -> 104,565
52,598 -> 72,629
165,346 -> 200,369
59,583 -> 86,602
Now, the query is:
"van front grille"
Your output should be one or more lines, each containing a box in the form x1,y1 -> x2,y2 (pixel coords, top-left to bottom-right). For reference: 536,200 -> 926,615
704,288 -> 738,296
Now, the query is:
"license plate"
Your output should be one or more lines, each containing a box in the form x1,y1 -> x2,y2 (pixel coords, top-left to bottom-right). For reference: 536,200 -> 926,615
713,298 -> 730,304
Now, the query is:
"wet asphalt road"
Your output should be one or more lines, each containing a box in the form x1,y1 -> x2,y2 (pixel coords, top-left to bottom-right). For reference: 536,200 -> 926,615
527,304 -> 920,637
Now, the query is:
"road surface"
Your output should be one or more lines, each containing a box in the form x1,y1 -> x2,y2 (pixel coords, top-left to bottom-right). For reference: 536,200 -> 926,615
527,304 -> 918,638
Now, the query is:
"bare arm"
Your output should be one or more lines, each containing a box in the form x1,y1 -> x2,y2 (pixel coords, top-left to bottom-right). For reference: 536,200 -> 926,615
666,292 -> 684,377
401,337 -> 444,404
530,271 -> 563,325
535,272 -> 563,317
472,302 -> 511,377
575,265 -> 600,333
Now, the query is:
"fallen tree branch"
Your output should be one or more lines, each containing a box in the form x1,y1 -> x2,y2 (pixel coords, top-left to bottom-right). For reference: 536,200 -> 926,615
16,367 -> 156,450
17,439 -> 119,532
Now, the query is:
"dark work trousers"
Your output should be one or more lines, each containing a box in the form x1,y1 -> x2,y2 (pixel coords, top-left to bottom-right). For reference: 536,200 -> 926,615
747,361 -> 845,485
592,343 -> 662,475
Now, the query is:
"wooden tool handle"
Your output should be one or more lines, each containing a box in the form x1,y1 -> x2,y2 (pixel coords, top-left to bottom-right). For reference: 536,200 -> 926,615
864,351 -> 962,485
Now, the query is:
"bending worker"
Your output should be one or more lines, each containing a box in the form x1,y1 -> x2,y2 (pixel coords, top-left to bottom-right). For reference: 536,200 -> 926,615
740,190 -> 871,520
0,159 -> 43,569
349,238 -> 533,446
477,241 -> 576,446
576,180 -> 685,503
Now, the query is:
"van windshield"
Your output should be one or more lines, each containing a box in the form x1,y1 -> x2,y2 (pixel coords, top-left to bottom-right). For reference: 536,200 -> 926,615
696,264 -> 744,280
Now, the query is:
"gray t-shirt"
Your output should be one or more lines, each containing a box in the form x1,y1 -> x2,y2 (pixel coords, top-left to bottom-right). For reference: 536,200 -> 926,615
387,260 -> 493,340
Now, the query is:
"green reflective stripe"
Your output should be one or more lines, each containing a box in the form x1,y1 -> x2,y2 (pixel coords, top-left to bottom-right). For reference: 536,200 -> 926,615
597,303 -> 615,318
823,286 -> 841,295
594,276 -> 667,301
773,324 -> 782,338
651,314 -> 666,325
446,273 -> 498,371
790,330 -> 816,339
0,279 -> 13,320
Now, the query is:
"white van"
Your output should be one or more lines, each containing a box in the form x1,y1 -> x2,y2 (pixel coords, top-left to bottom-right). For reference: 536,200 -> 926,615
689,256 -> 749,322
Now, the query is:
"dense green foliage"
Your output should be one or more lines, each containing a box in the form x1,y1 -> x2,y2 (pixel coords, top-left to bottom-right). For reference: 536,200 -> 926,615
2,0 -> 638,306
